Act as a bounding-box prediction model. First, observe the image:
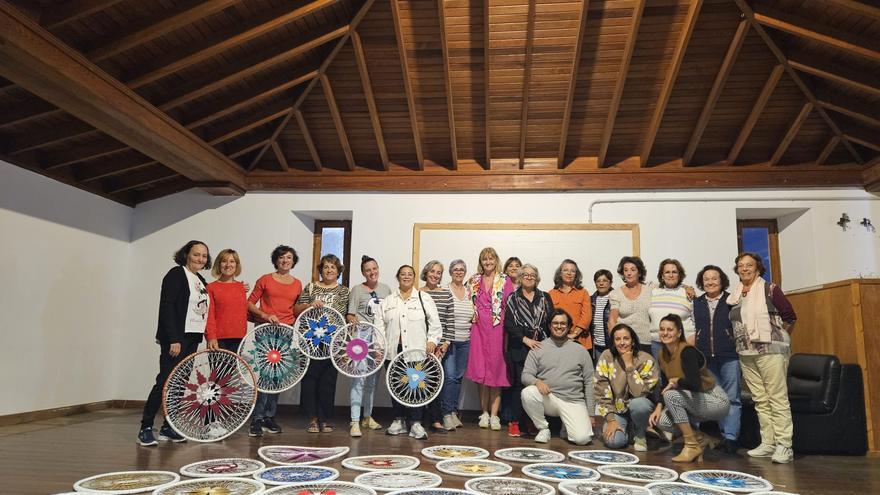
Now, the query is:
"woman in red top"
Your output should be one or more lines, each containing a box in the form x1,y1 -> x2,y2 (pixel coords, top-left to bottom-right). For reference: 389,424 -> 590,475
246,245 -> 303,437
206,249 -> 248,353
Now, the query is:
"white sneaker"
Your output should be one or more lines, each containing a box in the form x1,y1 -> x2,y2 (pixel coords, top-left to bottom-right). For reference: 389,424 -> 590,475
443,414 -> 457,431
409,422 -> 428,440
633,435 -> 647,452
452,412 -> 464,428
350,421 -> 362,437
386,419 -> 407,436
490,416 -> 501,431
535,428 -> 551,443
747,443 -> 776,458
772,444 -> 793,464
478,412 -> 489,428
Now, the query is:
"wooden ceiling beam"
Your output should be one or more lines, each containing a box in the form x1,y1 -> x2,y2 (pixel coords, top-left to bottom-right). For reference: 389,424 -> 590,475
789,59 -> 880,98
0,101 -> 61,129
817,100 -> 880,128
826,0 -> 880,20
135,177 -> 196,204
43,139 -> 128,170
295,109 -> 321,171
483,0 -> 491,169
864,156 -> 880,192
734,0 -> 863,164
597,0 -> 645,168
246,0 -> 376,172
390,0 -> 423,170
770,102 -> 812,165
727,64 -> 784,165
557,0 -> 590,169
641,0 -> 703,167
752,4 -> 880,63
320,74 -> 354,171
6,121 -> 97,155
816,135 -> 840,165
159,25 -> 347,112
844,132 -> 880,152
0,3 -> 246,188
437,0 -> 457,170
271,141 -> 289,171
351,30 -> 388,170
87,0 -> 238,62
518,0 -> 536,169
41,0 -> 123,30
683,20 -> 749,166
103,167 -> 179,195
206,104 -> 290,146
78,156 -> 158,183
228,137 -> 269,159
125,0 -> 341,89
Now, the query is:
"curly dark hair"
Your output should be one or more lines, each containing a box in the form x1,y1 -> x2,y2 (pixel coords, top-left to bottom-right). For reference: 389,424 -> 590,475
734,252 -> 766,277
617,256 -> 646,283
553,259 -> 584,289
696,265 -> 730,292
549,307 -> 573,328
608,323 -> 641,358
318,253 -> 345,278
270,245 -> 298,269
173,240 -> 211,268
657,258 -> 686,288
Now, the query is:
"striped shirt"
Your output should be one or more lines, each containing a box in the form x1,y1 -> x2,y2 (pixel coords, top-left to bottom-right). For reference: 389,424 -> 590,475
592,294 -> 610,347
648,286 -> 695,341
448,284 -> 474,342
423,288 -> 455,343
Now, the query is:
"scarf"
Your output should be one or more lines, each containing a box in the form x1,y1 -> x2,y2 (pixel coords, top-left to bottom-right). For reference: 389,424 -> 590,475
726,276 -> 772,343
510,288 -> 549,340
470,272 -> 508,326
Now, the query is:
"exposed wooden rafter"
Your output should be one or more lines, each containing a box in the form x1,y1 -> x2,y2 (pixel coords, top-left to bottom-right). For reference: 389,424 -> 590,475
0,102 -> 61,129
827,0 -> 880,19
597,0 -> 645,168
205,103 -> 290,146
727,65 -> 784,165
0,2 -> 246,188
295,109 -> 322,171
320,74 -> 355,170
770,102 -> 812,165
125,0 -> 341,89
733,0 -> 863,164
640,0 -> 703,167
43,139 -> 128,170
437,0 -> 458,169
789,59 -> 880,98
816,136 -> 840,165
104,167 -> 179,195
483,0 -> 491,169
6,121 -> 98,155
844,133 -> 880,152
389,0 -> 423,170
40,0 -> 123,30
351,30 -> 388,170
684,20 -> 749,166
557,0 -> 590,169
818,100 -> 880,129
518,0 -> 537,169
78,156 -> 158,183
271,141 -> 289,171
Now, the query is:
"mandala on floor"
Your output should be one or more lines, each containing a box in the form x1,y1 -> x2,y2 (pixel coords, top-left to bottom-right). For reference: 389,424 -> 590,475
645,481 -> 736,495
558,480 -> 651,495
421,445 -> 490,460
493,447 -> 566,463
679,470 -> 773,493
354,470 -> 443,492
180,458 -> 265,478
342,455 -> 421,472
597,464 -> 679,483
263,480 -> 378,494
434,459 -> 513,478
153,477 -> 265,495
521,463 -> 600,482
568,449 -> 640,465
384,490 -> 473,495
464,476 -> 556,495
258,446 -> 350,466
73,471 -> 179,494
254,466 -> 340,485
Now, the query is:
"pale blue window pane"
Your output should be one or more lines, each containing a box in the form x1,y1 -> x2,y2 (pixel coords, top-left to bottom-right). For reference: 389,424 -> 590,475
742,227 -> 772,282
321,227 -> 345,283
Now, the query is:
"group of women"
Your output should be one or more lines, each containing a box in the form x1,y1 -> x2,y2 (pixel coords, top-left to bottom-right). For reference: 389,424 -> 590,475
138,240 -> 797,464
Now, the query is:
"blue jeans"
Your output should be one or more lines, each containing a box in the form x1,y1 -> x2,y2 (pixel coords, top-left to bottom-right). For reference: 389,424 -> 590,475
252,392 -> 279,422
350,372 -> 379,422
602,397 -> 653,449
441,341 -> 470,415
708,356 -> 742,441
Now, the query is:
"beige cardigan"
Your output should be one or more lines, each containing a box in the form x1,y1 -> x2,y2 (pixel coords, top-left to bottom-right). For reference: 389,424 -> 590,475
593,349 -> 659,417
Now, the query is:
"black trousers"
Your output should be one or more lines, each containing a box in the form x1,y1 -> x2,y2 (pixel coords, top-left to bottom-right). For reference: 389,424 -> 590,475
217,338 -> 243,353
501,356 -> 528,423
141,333 -> 202,428
300,359 -> 338,422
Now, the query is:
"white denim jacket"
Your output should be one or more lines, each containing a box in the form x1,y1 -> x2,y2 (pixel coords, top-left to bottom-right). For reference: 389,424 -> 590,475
374,288 -> 442,360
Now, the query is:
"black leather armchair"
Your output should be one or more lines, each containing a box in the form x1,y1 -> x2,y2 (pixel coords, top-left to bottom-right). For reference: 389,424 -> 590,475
740,353 -> 867,455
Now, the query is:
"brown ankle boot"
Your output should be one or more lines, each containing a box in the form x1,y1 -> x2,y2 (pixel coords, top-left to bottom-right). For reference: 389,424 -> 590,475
672,433 -> 704,462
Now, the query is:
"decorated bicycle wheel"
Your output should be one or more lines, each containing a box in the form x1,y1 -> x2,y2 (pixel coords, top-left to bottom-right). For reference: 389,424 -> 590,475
355,470 -> 443,493
342,455 -> 421,472
568,450 -> 640,465
522,463 -> 600,483
421,445 -> 490,460
679,470 -> 773,493
254,465 -> 340,485
239,323 -> 309,393
73,471 -> 179,493
559,480 -> 651,495
597,465 -> 678,484
465,476 -> 556,495
645,482 -> 735,495
494,447 -> 565,464
387,490 -> 473,495
435,459 -> 512,478
265,481 -> 378,494
153,478 -> 265,495
331,322 -> 386,377
386,349 -> 444,407
162,349 -> 257,442
258,446 -> 350,466
295,306 -> 346,360
180,458 -> 265,478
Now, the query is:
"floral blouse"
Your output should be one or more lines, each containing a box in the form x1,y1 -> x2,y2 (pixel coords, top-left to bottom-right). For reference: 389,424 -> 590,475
593,349 -> 659,417
470,272 -> 510,327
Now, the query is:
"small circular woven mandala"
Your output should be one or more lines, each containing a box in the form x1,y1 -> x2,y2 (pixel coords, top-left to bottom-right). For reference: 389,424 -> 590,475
264,481 -> 378,494
679,470 -> 773,493
645,481 -> 736,495
465,476 -> 556,495
435,459 -> 513,478
568,449 -> 640,465
179,457 -> 265,478
421,445 -> 490,460
559,480 -> 651,495
522,463 -> 600,482
597,464 -> 679,483
258,445 -> 350,466
153,478 -> 265,495
354,470 -> 443,492
254,465 -> 340,485
385,490 -> 473,495
493,447 -> 565,464
73,471 -> 179,493
342,455 -> 421,472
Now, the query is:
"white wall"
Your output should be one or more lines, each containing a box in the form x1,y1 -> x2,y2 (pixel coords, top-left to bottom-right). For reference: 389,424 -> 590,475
0,161 -> 132,415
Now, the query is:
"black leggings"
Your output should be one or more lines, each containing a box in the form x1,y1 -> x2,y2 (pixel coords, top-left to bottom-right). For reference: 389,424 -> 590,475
141,334 -> 202,428
300,359 -> 338,422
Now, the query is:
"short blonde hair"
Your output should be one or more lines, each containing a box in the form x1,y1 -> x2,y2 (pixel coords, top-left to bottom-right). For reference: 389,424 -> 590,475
211,249 -> 242,278
477,247 -> 500,275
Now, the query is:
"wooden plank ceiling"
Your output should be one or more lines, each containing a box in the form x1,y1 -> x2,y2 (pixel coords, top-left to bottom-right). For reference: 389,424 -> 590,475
0,0 -> 878,206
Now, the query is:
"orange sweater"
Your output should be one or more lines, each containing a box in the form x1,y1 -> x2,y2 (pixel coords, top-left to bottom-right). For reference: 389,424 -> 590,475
205,280 -> 248,340
248,274 -> 302,325
549,287 -> 593,349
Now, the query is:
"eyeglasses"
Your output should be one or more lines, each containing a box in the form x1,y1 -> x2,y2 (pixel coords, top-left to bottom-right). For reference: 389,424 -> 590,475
551,321 -> 569,327
521,273 -> 537,279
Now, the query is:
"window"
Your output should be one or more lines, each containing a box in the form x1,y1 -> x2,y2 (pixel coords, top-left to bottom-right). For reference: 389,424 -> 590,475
736,219 -> 781,285
312,220 -> 352,286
